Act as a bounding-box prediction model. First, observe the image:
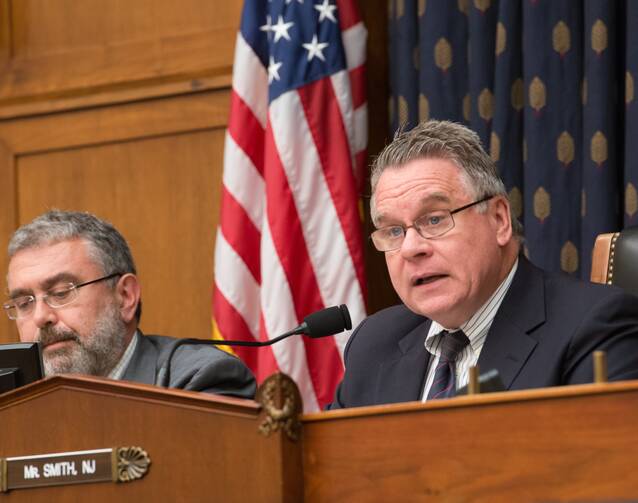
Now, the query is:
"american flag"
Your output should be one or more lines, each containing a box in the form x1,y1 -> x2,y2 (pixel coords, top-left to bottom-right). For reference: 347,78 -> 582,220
213,0 -> 368,412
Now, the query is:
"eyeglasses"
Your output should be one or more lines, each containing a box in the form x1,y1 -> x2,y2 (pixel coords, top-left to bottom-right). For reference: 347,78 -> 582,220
370,195 -> 494,252
3,273 -> 122,320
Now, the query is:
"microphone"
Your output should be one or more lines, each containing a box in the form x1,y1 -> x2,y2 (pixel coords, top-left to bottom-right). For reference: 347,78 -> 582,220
154,305 -> 352,387
295,304 -> 352,339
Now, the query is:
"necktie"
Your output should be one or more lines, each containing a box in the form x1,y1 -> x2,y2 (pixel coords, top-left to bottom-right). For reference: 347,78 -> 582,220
426,330 -> 470,400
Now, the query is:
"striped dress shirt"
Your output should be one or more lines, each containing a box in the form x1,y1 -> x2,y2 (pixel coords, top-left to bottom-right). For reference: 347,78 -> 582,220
108,330 -> 140,380
421,259 -> 518,401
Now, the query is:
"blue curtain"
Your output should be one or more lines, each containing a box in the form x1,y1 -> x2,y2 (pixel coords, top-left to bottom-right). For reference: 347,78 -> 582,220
389,0 -> 638,278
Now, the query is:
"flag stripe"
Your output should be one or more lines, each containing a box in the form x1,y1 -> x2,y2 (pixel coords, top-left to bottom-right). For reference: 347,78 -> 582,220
259,221 -> 321,411
231,34 -> 268,128
219,186 -> 261,283
265,117 -> 344,407
270,91 -> 363,314
335,0 -> 361,31
342,22 -> 367,69
214,230 -> 261,337
264,120 -> 326,320
213,288 -> 277,380
298,78 -> 367,296
349,65 -> 366,109
222,132 -> 265,230
228,91 -> 266,177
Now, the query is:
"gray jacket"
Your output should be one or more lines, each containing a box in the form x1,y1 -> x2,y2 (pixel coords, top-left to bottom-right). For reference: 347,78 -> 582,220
121,333 -> 256,399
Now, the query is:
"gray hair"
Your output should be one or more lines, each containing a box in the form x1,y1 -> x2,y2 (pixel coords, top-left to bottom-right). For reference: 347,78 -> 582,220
370,120 -> 523,237
8,210 -> 142,321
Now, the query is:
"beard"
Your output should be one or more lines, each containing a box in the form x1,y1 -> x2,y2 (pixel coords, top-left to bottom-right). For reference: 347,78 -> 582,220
37,302 -> 129,377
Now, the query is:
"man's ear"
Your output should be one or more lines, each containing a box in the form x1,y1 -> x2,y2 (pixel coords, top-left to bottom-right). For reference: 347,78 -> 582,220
492,196 -> 513,246
115,274 -> 141,324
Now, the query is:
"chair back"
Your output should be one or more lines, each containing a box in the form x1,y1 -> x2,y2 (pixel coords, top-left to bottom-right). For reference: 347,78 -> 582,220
591,227 -> 638,297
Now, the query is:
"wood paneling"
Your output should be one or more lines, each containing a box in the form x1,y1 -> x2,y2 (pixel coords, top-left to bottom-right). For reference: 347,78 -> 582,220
1,0 -> 242,106
0,89 -> 230,343
17,129 -> 224,339
303,382 -> 638,501
0,375 -> 303,502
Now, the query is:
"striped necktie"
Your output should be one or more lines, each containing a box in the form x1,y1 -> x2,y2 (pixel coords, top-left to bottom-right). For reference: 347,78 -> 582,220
426,330 -> 470,400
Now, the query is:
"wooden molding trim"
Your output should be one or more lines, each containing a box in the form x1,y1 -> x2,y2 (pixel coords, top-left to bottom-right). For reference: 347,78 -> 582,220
302,379 -> 638,423
0,72 -> 232,121
0,1 -> 11,67
0,374 -> 261,418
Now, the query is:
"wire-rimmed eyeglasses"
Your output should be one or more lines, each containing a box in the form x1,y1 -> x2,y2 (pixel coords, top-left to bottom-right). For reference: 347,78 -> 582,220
3,273 -> 122,320
370,195 -> 494,252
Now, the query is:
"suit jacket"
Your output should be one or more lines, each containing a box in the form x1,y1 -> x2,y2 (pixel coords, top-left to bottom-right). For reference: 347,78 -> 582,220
121,333 -> 256,399
329,256 -> 638,409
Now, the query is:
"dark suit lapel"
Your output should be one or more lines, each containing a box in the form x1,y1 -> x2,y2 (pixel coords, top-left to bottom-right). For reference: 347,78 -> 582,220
375,319 -> 432,404
478,256 -> 545,389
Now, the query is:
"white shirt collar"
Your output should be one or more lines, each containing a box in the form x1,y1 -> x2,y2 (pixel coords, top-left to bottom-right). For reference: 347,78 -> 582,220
108,330 -> 140,380
426,258 -> 519,352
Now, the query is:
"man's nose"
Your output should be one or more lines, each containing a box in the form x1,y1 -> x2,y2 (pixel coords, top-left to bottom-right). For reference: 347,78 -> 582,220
399,227 -> 434,259
31,298 -> 59,328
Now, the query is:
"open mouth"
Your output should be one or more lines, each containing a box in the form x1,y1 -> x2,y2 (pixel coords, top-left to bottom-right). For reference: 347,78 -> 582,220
413,274 -> 447,286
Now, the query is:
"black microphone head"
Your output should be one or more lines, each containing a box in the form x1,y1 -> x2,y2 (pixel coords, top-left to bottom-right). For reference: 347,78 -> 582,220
303,305 -> 352,338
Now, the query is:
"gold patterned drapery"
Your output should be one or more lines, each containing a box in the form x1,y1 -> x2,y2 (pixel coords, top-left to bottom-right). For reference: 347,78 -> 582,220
388,0 -> 638,277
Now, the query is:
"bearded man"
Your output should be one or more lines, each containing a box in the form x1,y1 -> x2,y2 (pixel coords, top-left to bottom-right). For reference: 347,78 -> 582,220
3,210 -> 255,398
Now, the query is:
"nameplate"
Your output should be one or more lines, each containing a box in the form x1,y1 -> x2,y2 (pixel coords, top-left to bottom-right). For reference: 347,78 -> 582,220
0,446 -> 150,493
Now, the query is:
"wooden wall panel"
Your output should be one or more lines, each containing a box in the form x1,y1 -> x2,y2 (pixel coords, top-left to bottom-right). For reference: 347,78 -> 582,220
16,129 -> 223,339
0,89 -> 229,343
0,139 -> 18,342
1,0 -> 242,104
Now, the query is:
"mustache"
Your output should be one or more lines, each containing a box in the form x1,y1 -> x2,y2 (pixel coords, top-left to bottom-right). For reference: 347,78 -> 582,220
37,325 -> 80,348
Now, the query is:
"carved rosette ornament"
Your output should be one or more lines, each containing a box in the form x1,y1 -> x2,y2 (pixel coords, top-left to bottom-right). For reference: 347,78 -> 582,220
533,186 -> 551,223
113,447 -> 151,483
552,21 -> 570,58
561,241 -> 579,274
529,76 -> 546,114
256,373 -> 303,442
434,37 -> 453,73
626,183 -> 638,219
557,131 -> 575,166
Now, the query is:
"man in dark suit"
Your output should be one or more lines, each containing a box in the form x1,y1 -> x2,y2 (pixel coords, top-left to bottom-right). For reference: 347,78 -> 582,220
329,120 -> 638,409
3,210 -> 256,399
